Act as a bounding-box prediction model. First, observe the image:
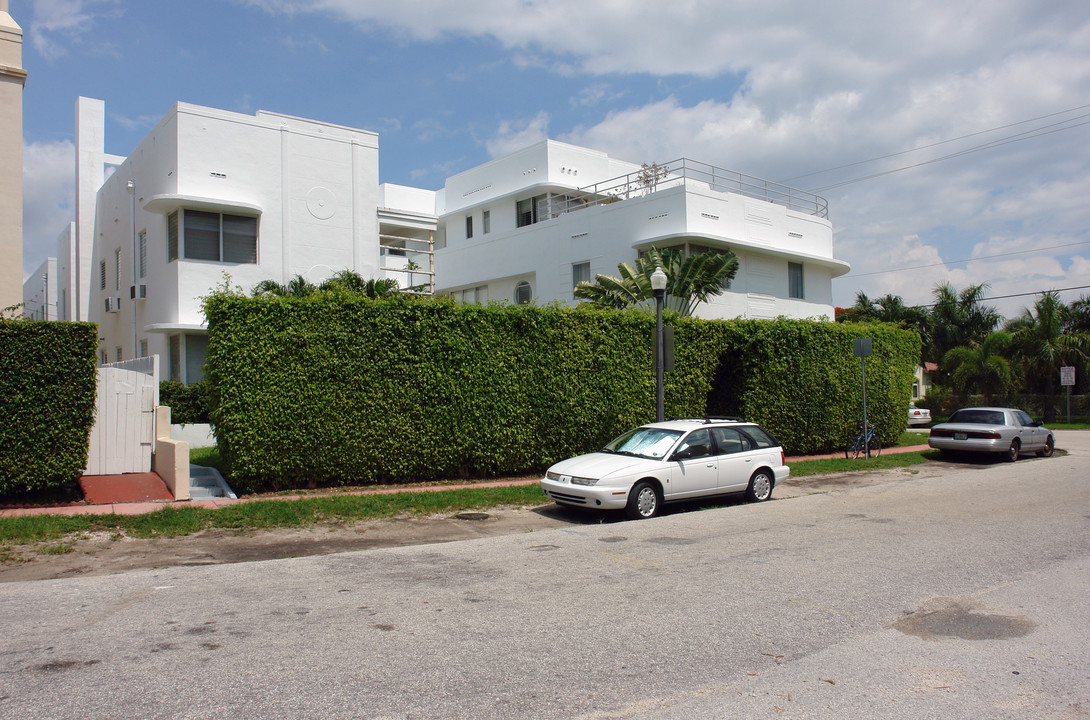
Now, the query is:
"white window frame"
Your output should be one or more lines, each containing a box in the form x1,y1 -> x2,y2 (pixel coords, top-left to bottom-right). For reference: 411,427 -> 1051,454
789,262 -> 804,299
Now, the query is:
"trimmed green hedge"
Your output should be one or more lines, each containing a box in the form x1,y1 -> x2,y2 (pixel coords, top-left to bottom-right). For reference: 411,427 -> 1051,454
0,320 -> 98,495
204,292 -> 920,492
159,380 -> 211,425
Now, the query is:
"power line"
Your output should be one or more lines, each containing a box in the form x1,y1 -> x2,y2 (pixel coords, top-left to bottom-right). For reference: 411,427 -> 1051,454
907,284 -> 1090,311
809,117 -> 1090,193
780,103 -> 1090,185
842,240 -> 1090,279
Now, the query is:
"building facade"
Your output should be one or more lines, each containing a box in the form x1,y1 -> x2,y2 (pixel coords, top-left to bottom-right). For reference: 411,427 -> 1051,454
434,140 -> 849,319
0,0 -> 25,312
64,97 -> 434,381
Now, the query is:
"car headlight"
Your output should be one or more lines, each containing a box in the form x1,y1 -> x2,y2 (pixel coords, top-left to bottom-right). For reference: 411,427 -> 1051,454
545,471 -> 599,486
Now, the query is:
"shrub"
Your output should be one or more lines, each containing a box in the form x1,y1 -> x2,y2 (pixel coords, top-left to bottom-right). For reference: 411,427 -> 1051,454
159,380 -> 211,425
0,320 -> 98,496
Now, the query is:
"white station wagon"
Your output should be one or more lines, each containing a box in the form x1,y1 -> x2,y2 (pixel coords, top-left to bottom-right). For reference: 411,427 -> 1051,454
541,418 -> 790,520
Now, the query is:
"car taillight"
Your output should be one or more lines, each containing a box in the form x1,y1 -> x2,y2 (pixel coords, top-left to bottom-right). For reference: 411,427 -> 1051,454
781,450 -> 786,465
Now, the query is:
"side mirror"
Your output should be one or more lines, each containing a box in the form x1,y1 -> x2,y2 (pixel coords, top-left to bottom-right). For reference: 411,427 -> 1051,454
673,449 -> 692,460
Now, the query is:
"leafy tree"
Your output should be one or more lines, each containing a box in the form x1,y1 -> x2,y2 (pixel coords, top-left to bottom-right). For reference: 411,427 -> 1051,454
942,331 -> 1013,404
574,246 -> 739,317
1004,290 -> 1090,421
928,282 -> 1000,365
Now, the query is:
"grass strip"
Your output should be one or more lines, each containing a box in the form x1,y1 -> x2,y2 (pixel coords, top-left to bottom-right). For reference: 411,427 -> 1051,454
788,450 -> 935,477
0,484 -> 548,546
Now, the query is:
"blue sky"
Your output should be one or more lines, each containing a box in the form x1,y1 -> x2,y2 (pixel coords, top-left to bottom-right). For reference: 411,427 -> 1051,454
14,0 -> 1090,319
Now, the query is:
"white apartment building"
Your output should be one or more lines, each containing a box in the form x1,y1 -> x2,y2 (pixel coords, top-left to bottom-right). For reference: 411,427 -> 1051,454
21,256 -> 56,321
59,97 -> 434,381
434,140 -> 849,319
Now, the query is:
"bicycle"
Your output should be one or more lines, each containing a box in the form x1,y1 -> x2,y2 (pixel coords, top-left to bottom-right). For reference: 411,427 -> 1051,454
844,424 -> 882,459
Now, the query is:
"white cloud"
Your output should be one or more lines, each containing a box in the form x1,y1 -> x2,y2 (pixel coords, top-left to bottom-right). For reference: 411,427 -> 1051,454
486,110 -> 550,158
27,0 -> 119,60
22,139 -> 75,280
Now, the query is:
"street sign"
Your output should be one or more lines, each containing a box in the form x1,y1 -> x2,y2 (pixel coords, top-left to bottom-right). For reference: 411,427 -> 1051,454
1061,366 -> 1076,387
852,337 -> 872,358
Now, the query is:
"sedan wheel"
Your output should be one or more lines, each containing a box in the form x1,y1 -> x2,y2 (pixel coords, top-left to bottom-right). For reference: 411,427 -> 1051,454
1006,440 -> 1020,462
1037,435 -> 1055,458
625,481 -> 660,520
745,471 -> 773,502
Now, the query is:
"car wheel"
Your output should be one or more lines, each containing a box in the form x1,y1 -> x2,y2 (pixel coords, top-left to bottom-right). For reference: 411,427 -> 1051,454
745,470 -> 773,502
1037,435 -> 1055,458
625,481 -> 661,520
1006,439 -> 1020,462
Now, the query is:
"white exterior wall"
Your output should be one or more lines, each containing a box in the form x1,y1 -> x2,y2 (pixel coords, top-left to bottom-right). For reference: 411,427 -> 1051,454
21,257 -> 56,320
435,140 -> 848,320
0,1 -> 24,312
87,100 -> 382,378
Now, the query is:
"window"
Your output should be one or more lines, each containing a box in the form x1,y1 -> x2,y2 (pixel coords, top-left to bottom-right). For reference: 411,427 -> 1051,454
139,339 -> 148,358
99,260 -> 106,290
514,281 -> 532,305
169,334 -> 181,382
115,346 -> 123,362
572,261 -> 590,290
465,215 -> 473,239
458,285 -> 488,304
185,334 -> 209,383
676,429 -> 712,459
100,350 -> 108,365
114,249 -> 121,291
138,230 -> 147,278
516,195 -> 546,227
710,427 -> 751,455
167,211 -> 179,261
169,209 -> 257,263
482,210 -> 490,234
789,262 -> 804,299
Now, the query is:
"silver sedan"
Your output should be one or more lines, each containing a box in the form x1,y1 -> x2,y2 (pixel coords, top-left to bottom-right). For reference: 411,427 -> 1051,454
928,407 -> 1055,461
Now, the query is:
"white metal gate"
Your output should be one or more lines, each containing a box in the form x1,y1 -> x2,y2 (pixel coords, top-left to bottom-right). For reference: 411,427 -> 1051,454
85,356 -> 160,475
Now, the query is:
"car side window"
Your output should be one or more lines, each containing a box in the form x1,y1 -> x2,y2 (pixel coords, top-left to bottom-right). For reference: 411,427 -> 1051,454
710,427 -> 750,455
1016,410 -> 1034,426
741,426 -> 777,449
675,429 -> 712,459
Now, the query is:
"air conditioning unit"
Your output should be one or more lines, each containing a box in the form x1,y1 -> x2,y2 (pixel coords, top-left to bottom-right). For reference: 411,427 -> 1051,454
130,284 -> 147,300
104,297 -> 121,313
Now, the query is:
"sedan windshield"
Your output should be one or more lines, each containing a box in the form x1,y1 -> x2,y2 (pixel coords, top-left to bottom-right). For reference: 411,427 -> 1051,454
948,409 -> 1005,425
603,427 -> 683,459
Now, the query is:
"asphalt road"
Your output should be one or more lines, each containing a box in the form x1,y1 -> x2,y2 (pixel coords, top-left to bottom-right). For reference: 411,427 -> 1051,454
2,432 -> 1088,719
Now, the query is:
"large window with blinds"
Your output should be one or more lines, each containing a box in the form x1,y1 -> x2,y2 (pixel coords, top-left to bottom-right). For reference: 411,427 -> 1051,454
167,209 -> 258,264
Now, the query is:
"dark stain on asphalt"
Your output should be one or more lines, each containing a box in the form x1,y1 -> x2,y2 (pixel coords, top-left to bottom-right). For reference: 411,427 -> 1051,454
599,536 -> 627,543
371,623 -> 395,632
186,623 -> 217,635
34,659 -> 100,672
647,537 -> 696,546
894,597 -> 1036,641
528,545 -> 560,551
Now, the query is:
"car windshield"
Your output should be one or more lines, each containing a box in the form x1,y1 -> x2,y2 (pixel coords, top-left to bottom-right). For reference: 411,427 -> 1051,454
603,427 -> 684,459
948,409 -> 1005,425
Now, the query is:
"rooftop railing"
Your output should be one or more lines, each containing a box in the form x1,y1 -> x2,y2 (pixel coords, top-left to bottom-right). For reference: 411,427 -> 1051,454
548,158 -> 828,219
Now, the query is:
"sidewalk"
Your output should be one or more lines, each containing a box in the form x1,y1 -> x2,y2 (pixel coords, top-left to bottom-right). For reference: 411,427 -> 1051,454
0,445 -> 931,519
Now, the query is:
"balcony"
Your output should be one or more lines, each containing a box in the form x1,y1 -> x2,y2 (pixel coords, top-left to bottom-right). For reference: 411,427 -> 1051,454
546,158 -> 828,219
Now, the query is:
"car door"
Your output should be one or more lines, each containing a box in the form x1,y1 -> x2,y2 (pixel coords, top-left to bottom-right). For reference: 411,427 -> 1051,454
710,427 -> 756,492
1014,410 -> 1043,451
668,429 -> 718,498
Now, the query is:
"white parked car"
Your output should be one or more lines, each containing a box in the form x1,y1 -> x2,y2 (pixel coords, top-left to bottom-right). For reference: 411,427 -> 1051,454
928,407 -> 1054,461
541,418 -> 789,520
907,403 -> 931,426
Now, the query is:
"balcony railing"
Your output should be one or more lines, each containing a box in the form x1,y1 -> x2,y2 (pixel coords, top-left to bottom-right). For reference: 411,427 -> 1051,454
547,158 -> 828,219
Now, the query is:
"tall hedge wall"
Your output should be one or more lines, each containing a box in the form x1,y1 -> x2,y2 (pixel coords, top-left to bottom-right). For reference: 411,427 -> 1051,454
0,320 -> 99,495
203,293 -> 919,492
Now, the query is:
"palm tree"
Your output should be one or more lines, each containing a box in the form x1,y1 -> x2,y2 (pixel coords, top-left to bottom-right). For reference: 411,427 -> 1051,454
928,282 -> 1000,365
251,274 -> 317,298
574,246 -> 739,317
1005,290 -> 1090,421
253,270 -> 400,299
942,331 -> 1013,404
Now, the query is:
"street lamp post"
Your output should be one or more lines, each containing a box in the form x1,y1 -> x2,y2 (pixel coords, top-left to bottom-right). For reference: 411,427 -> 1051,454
651,266 -> 668,422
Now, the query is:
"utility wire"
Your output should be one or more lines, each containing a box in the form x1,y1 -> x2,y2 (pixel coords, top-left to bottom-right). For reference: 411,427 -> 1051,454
810,117 -> 1090,193
842,240 -> 1090,279
780,103 -> 1090,185
903,284 -> 1090,311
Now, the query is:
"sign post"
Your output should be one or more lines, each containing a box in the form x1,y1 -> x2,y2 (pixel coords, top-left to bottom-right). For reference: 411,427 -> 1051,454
1061,366 -> 1076,424
852,338 -> 873,457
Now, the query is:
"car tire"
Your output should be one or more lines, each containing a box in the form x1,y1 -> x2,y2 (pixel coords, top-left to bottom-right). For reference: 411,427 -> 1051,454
625,481 -> 661,520
745,470 -> 773,502
1037,435 -> 1055,458
1006,439 -> 1020,462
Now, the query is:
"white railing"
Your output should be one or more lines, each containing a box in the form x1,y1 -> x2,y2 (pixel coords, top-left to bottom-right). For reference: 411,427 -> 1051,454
549,158 -> 829,219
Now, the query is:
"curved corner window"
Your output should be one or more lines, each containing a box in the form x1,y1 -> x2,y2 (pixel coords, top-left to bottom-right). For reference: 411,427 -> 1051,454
514,281 -> 532,305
